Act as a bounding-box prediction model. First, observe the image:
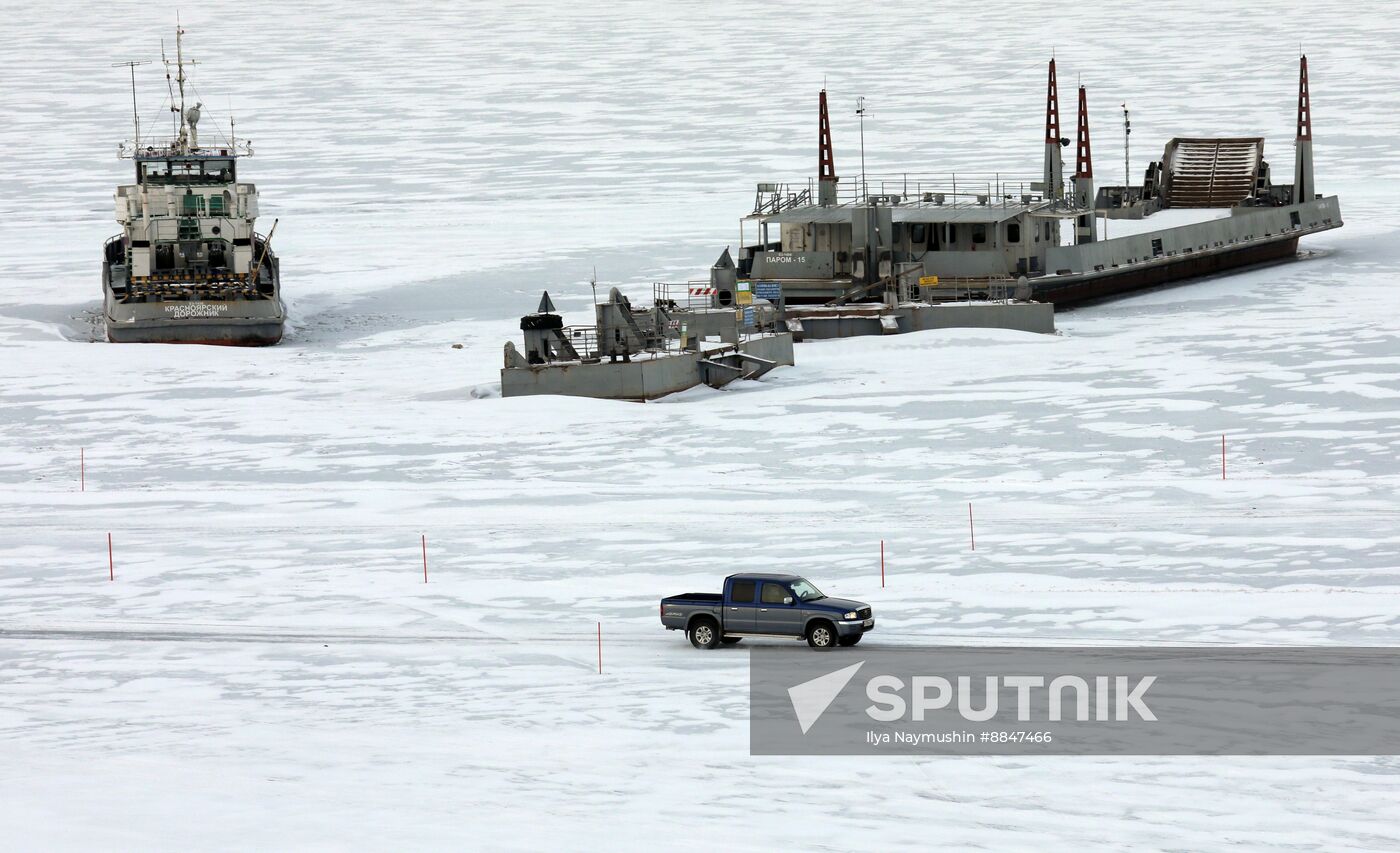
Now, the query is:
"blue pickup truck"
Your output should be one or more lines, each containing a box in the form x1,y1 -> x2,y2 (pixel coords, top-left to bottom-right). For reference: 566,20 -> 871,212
660,573 -> 874,649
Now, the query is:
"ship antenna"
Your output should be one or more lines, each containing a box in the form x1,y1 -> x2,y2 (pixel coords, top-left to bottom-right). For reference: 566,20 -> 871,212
855,95 -> 868,201
590,266 -> 598,305
162,38 -> 177,138
175,20 -> 187,146
111,59 -> 151,147
166,18 -> 198,151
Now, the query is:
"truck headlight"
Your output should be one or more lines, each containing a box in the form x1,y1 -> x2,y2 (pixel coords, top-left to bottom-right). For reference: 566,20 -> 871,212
844,611 -> 858,620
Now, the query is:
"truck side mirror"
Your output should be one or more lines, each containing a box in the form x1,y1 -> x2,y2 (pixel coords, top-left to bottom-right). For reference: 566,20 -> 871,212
783,596 -> 794,606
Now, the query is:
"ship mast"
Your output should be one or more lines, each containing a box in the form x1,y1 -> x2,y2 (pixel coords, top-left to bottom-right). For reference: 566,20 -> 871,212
164,20 -> 196,151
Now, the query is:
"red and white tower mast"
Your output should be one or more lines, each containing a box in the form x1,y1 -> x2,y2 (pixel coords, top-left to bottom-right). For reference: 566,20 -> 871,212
818,89 -> 839,206
1294,55 -> 1315,204
1073,85 -> 1095,243
1043,59 -> 1064,202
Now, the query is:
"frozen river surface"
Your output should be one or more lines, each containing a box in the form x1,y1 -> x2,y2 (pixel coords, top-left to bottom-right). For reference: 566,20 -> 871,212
3,1 -> 1400,849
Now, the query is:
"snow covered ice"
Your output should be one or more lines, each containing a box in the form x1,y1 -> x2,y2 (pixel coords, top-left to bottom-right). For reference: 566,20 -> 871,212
3,0 -> 1400,849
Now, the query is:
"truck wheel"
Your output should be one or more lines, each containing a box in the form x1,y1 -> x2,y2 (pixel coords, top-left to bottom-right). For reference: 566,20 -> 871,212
689,618 -> 720,649
806,621 -> 837,649
838,634 -> 862,647
721,637 -> 743,645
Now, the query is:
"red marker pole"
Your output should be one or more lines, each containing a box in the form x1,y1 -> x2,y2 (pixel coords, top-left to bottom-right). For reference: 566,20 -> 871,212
421,534 -> 428,583
880,540 -> 886,588
597,622 -> 603,675
107,533 -> 113,581
969,503 -> 976,551
1221,435 -> 1226,480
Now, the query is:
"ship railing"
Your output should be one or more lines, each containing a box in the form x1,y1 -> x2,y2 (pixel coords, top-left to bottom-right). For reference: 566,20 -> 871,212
737,303 -> 781,337
560,325 -> 599,360
907,275 -> 1023,305
753,183 -> 812,215
104,234 -> 126,264
752,174 -> 1064,214
120,137 -> 254,159
652,281 -> 721,310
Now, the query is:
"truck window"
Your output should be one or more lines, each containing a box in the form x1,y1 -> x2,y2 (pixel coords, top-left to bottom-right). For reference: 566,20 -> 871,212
761,583 -> 789,604
730,580 -> 756,603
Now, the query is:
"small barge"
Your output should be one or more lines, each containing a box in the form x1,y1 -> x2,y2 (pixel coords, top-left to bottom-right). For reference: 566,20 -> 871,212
502,253 -> 793,401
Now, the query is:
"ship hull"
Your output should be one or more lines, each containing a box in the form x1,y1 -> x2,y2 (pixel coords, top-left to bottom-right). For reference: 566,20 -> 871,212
1032,195 -> 1341,307
1032,234 -> 1301,306
105,316 -> 284,346
102,255 -> 285,346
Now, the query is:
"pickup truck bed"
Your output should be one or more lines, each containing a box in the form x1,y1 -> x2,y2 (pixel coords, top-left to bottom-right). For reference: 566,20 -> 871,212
665,593 -> 721,604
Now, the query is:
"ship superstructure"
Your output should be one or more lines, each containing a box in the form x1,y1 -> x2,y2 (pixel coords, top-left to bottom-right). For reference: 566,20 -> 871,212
739,57 -> 1342,318
102,24 -> 284,345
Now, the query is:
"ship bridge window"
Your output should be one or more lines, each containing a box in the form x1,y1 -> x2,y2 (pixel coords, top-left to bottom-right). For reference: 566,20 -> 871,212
204,159 -> 234,181
1006,222 -> 1021,243
171,160 -> 202,182
972,224 -> 987,245
139,158 -> 236,185
138,161 -> 170,183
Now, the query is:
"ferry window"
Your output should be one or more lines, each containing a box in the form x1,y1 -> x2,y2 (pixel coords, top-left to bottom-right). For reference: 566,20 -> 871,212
1006,223 -> 1021,242
947,225 -> 957,243
1151,238 -> 1164,257
140,161 -> 171,183
972,224 -> 987,245
1044,222 -> 1052,240
204,159 -> 235,181
172,160 -> 201,181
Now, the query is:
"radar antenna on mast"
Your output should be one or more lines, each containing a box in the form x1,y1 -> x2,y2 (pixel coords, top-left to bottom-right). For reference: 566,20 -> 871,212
163,20 -> 199,151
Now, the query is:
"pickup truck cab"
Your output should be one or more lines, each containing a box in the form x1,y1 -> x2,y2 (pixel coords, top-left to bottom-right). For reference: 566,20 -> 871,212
660,573 -> 874,649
